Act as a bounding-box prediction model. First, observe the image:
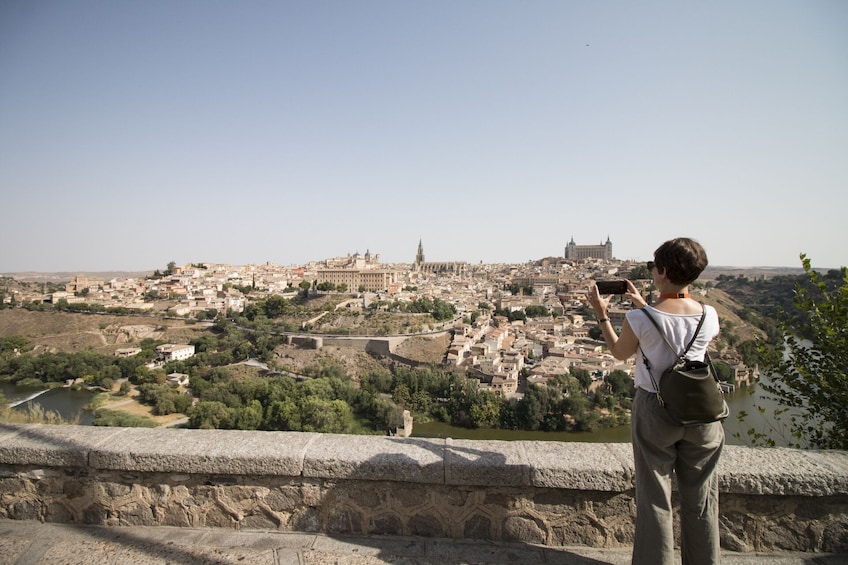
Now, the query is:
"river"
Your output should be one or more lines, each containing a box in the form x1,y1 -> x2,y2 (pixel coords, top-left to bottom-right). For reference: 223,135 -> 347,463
3,381 -> 793,446
2,383 -> 95,425
413,384 -> 796,447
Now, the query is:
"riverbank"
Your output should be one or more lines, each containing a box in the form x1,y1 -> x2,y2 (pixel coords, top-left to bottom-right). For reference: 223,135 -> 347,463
95,393 -> 188,427
5,380 -> 794,447
3,381 -> 186,427
413,385 -> 795,447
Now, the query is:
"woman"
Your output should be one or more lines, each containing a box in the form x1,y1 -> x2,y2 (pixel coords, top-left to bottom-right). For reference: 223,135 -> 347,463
587,237 -> 723,565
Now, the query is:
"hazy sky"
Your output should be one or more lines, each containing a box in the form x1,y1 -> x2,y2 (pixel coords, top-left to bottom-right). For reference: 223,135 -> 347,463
1,1 -> 846,272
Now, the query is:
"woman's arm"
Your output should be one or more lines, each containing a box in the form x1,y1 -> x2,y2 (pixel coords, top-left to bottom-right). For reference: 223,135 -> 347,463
599,317 -> 639,360
588,281 -> 641,360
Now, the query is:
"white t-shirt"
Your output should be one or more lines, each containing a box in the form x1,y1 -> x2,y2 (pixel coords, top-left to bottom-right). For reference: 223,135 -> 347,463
625,304 -> 720,393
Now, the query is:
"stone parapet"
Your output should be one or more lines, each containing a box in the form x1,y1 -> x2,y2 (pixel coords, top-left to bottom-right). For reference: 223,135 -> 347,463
1,423 -> 846,553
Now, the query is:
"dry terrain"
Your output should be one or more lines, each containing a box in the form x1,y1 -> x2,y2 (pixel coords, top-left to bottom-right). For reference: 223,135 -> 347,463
0,309 -> 452,383
272,333 -> 451,380
0,310 -> 208,355
700,287 -> 766,344
393,333 -> 452,363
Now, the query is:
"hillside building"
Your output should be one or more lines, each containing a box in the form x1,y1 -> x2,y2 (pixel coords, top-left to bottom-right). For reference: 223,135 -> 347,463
155,344 -> 196,362
413,240 -> 468,275
564,237 -> 613,261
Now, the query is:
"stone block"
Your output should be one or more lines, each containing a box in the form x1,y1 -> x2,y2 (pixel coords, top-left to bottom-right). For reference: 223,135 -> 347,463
302,434 -> 444,484
89,428 -> 319,476
719,445 -> 848,496
0,424 -> 123,468
445,438 -> 530,486
522,441 -> 634,491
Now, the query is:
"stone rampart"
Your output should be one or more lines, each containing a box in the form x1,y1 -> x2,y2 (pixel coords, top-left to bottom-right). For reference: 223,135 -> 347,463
283,331 -> 450,358
1,424 -> 846,553
283,335 -> 402,355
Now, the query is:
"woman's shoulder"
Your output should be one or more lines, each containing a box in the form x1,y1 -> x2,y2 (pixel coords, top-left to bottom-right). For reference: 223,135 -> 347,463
702,303 -> 719,319
625,307 -> 651,320
625,303 -> 717,320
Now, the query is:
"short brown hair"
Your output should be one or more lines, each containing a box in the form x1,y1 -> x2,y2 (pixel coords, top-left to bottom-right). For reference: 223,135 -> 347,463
653,238 -> 708,286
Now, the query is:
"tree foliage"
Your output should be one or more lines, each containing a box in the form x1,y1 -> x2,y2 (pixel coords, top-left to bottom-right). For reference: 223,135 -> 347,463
401,297 -> 456,321
92,408 -> 158,428
629,264 -> 652,280
751,255 -> 847,449
524,305 -> 551,318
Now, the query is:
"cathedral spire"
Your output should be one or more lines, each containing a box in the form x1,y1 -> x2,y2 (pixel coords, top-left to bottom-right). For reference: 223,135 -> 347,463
415,239 -> 425,268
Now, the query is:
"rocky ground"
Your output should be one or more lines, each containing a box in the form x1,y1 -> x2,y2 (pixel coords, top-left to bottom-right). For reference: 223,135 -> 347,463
0,309 -> 207,355
0,310 -> 451,384
273,344 -> 390,379
272,333 -> 452,381
699,287 -> 767,348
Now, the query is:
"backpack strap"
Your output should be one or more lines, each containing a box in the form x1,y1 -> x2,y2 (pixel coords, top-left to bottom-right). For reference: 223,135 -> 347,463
637,305 -> 709,400
641,306 -> 706,361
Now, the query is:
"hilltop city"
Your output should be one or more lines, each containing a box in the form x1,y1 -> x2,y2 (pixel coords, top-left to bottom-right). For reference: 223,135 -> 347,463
1,238 -> 755,406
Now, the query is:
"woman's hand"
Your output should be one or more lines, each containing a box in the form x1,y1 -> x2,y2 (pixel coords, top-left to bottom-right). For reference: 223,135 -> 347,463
625,279 -> 647,309
587,282 -> 610,319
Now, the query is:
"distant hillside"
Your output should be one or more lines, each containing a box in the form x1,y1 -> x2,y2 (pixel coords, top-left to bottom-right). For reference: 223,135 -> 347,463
1,271 -> 153,283
701,266 -> 806,281
699,287 -> 766,345
1,266 -> 817,284
0,309 -> 207,356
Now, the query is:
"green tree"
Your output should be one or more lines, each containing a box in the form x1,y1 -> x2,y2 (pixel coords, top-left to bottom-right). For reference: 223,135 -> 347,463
188,401 -> 234,429
263,295 -> 290,318
748,255 -> 848,449
0,335 -> 30,358
362,370 -> 393,394
515,385 -> 546,430
469,392 -> 502,428
410,389 -> 431,413
570,368 -> 593,393
265,399 -> 300,430
524,305 -> 550,318
299,280 -> 312,296
711,360 -> 734,383
235,399 -> 264,430
392,383 -> 411,406
300,397 -> 352,433
92,408 -> 158,428
630,264 -> 651,280
606,370 -> 635,399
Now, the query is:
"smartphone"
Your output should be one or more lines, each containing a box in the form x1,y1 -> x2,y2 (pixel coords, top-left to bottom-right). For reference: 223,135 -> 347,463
596,280 -> 628,294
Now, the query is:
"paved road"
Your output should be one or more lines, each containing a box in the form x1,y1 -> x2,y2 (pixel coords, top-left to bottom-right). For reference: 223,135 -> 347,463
1,520 -> 845,565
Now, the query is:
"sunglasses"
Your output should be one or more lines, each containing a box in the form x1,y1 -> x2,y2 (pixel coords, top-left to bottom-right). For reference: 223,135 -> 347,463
647,261 -> 655,271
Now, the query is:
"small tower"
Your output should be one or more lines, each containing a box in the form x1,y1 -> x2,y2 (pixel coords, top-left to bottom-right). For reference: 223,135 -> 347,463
564,236 -> 576,260
415,239 -> 425,270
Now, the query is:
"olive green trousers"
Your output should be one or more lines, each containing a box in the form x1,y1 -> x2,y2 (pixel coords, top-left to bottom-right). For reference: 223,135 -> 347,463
631,387 -> 725,565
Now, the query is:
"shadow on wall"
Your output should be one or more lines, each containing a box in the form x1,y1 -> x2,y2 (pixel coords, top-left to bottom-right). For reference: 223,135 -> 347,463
317,437 -> 625,564
0,423 -> 623,564
1,423 -> 846,563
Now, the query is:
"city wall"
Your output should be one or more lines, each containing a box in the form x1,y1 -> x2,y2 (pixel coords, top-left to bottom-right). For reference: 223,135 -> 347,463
1,423 -> 846,554
284,332 -> 449,361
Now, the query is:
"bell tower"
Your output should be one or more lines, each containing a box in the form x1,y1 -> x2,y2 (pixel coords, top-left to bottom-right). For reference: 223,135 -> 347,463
415,239 -> 425,270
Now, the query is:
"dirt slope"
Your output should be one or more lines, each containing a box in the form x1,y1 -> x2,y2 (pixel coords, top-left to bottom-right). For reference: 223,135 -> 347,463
0,310 -> 207,355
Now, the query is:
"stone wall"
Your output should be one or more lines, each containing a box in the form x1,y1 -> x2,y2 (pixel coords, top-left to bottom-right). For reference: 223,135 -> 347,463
1,423 -> 846,553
